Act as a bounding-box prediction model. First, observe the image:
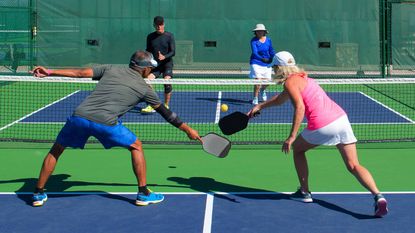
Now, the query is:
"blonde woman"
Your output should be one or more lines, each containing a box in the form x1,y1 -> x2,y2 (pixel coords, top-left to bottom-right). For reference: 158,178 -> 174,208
247,51 -> 388,217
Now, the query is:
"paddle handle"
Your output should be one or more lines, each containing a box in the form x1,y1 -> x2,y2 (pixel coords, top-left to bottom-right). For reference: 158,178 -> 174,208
248,111 -> 260,118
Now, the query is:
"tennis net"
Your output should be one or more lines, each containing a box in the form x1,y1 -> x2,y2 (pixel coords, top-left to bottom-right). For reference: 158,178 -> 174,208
0,76 -> 414,144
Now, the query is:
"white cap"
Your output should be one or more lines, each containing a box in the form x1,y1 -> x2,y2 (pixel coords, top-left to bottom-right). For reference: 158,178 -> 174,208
149,56 -> 158,67
131,52 -> 158,68
252,24 -> 268,33
269,51 -> 296,67
145,53 -> 158,67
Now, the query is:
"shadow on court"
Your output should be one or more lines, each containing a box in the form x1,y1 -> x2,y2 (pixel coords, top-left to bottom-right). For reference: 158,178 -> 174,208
312,198 -> 376,219
162,176 -> 376,219
0,174 -> 137,206
0,175 -> 378,219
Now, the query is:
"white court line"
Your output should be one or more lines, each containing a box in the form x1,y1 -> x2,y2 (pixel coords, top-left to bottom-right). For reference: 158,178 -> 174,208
0,192 -> 208,195
215,191 -> 415,195
0,90 -> 80,132
359,91 -> 415,123
2,191 -> 415,195
203,193 -> 214,233
214,91 -> 222,124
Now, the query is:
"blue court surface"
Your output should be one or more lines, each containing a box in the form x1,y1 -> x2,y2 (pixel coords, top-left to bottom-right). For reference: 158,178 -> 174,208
21,91 -> 412,124
0,192 -> 414,233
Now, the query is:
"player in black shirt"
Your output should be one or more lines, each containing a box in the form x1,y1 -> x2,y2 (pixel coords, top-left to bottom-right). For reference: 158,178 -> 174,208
142,16 -> 176,113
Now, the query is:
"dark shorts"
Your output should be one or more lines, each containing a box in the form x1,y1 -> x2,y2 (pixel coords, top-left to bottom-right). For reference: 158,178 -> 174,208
151,61 -> 173,78
56,116 -> 137,149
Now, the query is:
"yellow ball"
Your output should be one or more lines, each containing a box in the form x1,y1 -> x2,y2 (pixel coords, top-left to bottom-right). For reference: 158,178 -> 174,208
221,104 -> 228,112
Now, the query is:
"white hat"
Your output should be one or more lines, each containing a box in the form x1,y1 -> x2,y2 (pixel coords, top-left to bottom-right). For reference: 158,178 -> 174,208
269,51 -> 296,67
130,51 -> 158,68
252,24 -> 268,33
148,55 -> 158,67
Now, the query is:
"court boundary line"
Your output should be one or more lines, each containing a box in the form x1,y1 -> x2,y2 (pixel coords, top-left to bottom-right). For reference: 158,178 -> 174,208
214,91 -> 222,124
2,191 -> 415,195
203,193 -> 214,233
359,91 -> 415,123
0,90 -> 80,132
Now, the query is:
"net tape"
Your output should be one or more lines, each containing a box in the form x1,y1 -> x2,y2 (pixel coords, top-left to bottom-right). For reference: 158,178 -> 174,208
1,76 -> 415,85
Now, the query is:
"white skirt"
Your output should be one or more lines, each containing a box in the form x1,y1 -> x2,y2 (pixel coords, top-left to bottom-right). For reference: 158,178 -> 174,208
249,64 -> 272,79
301,115 -> 357,146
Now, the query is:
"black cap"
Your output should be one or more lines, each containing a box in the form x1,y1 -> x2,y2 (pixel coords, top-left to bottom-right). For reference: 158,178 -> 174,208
153,16 -> 164,25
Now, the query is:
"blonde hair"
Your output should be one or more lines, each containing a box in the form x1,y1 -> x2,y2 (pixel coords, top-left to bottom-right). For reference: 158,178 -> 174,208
273,65 -> 305,84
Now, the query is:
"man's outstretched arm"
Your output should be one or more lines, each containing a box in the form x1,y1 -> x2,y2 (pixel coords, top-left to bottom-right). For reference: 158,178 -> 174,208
31,66 -> 93,78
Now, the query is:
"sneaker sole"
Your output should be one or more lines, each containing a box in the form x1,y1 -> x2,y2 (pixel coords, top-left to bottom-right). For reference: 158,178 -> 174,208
290,196 -> 313,203
135,197 -> 164,206
32,197 -> 47,207
375,199 -> 388,217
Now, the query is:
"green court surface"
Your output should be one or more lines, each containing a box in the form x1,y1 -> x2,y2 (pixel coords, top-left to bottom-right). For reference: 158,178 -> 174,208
1,144 -> 414,193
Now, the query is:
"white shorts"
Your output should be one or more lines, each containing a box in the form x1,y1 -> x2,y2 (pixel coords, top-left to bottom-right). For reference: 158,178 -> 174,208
301,115 -> 357,146
249,64 -> 272,80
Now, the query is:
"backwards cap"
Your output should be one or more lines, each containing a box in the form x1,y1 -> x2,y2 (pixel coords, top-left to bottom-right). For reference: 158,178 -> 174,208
130,51 -> 158,68
268,51 -> 296,67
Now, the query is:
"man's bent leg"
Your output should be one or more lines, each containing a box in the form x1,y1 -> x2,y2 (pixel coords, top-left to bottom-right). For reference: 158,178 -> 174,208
33,143 -> 65,206
129,139 -> 147,187
36,143 -> 65,190
130,139 -> 164,206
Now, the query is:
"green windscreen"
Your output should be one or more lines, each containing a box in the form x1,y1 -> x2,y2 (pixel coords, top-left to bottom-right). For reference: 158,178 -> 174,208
1,0 -> 414,77
0,0 -> 32,73
391,3 -> 415,71
34,0 -> 380,71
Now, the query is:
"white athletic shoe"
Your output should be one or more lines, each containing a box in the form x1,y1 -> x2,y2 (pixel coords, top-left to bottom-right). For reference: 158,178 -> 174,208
261,91 -> 267,101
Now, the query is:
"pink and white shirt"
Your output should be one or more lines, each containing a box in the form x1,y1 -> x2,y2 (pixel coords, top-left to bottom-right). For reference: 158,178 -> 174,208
296,73 -> 346,130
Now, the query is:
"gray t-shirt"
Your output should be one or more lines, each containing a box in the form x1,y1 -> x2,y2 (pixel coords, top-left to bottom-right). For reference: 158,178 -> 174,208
73,65 -> 161,125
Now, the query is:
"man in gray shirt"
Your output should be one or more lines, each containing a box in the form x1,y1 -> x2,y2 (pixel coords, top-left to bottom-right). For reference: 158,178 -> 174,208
31,50 -> 201,207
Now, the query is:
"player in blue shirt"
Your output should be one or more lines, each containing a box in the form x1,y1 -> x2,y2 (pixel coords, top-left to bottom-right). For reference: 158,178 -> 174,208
249,24 -> 276,105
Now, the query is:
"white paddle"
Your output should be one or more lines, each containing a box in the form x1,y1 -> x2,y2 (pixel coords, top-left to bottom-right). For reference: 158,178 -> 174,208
201,133 -> 231,158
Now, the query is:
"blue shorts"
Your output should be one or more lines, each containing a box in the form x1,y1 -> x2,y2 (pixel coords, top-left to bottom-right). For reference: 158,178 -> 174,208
56,116 -> 137,149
